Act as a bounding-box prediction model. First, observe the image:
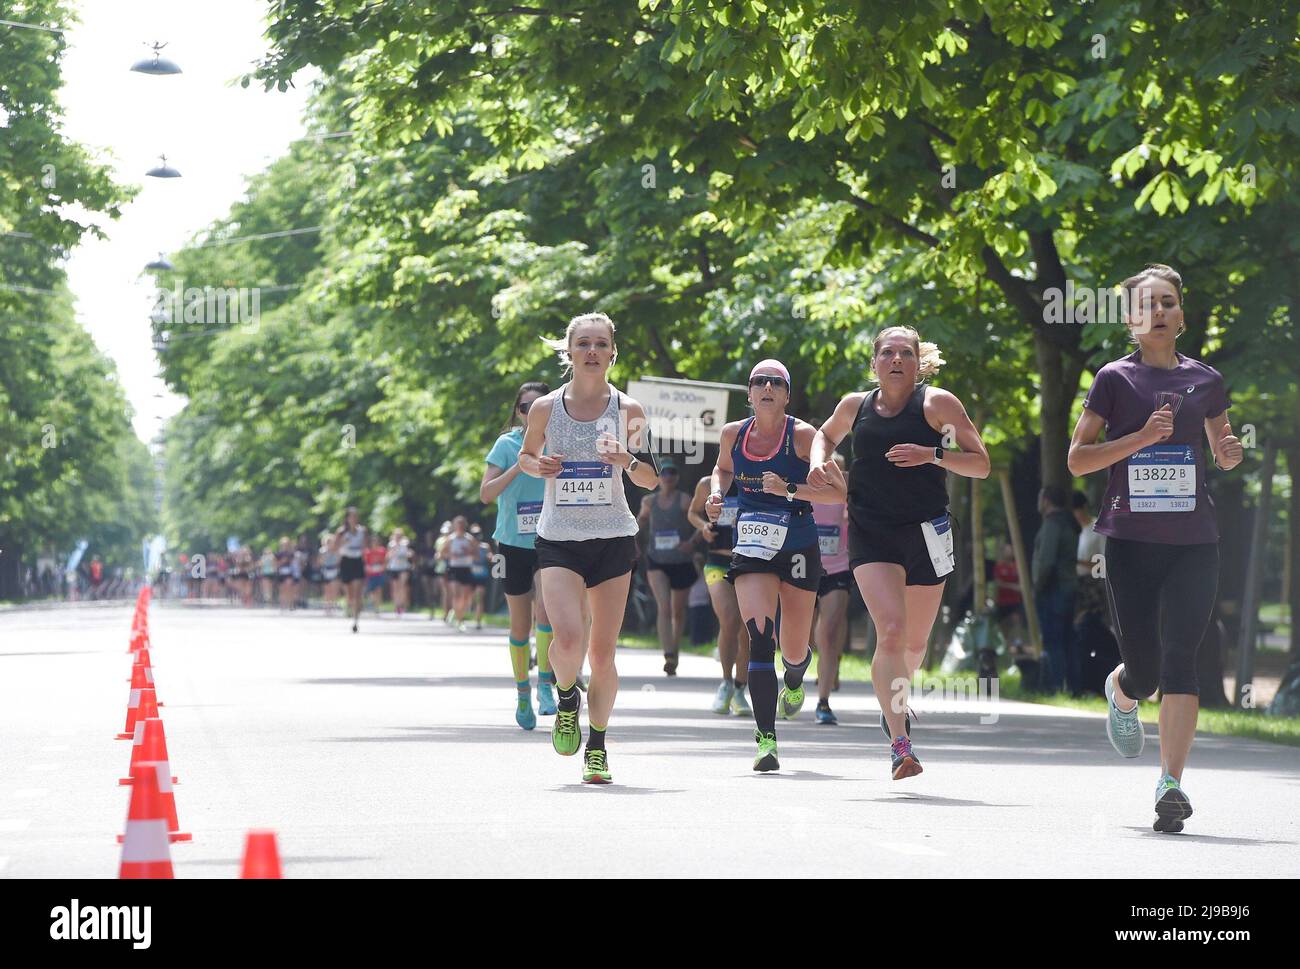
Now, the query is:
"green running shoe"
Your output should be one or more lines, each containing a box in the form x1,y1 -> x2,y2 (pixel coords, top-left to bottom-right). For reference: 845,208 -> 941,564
778,683 -> 805,720
515,693 -> 536,731
1105,670 -> 1144,758
551,692 -> 582,756
1154,774 -> 1192,833
753,730 -> 780,772
582,748 -> 612,784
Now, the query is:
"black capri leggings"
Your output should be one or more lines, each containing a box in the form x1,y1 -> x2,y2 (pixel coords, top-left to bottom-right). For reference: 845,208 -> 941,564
1103,536 -> 1218,698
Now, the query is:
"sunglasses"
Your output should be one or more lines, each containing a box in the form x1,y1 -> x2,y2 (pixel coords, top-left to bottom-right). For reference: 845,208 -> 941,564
749,375 -> 789,391
517,400 -> 532,413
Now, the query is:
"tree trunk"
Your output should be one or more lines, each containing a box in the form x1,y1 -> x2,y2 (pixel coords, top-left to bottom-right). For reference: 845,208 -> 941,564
0,535 -> 23,600
1289,439 -> 1300,661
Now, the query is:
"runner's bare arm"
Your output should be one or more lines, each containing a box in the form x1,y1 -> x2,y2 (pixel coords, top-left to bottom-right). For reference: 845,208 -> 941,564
808,393 -> 863,486
518,396 -> 562,478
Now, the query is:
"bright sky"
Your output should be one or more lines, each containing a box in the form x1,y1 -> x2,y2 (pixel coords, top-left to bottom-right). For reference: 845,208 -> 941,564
57,0 -> 314,441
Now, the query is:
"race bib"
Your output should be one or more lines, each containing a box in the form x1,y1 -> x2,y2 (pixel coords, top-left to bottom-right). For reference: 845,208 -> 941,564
817,523 -> 843,557
1128,445 -> 1197,512
716,497 -> 739,528
919,514 -> 955,578
734,510 -> 790,561
556,462 -> 613,506
516,500 -> 542,535
654,529 -> 681,552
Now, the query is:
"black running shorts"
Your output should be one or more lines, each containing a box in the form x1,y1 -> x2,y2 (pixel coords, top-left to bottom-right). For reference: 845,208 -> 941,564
726,542 -> 822,593
535,535 -> 638,588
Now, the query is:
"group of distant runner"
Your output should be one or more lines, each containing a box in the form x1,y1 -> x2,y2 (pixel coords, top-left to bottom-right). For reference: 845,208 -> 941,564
478,261 -> 1244,836
162,519 -> 495,632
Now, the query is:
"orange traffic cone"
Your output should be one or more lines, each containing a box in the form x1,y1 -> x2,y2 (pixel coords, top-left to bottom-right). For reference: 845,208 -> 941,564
117,687 -> 159,740
120,718 -> 179,786
118,762 -> 174,878
118,754 -> 189,843
127,663 -> 154,690
241,830 -> 282,878
134,647 -> 153,670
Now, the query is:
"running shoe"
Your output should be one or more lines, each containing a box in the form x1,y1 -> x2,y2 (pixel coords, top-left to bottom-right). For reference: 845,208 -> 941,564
777,683 -> 805,720
753,730 -> 780,772
515,693 -> 537,731
1104,670 -> 1144,758
890,735 -> 923,780
664,653 -> 679,677
879,707 -> 913,741
711,680 -> 735,715
1153,774 -> 1193,833
351,620 -> 358,634
551,693 -> 583,757
730,685 -> 752,717
815,701 -> 838,725
582,748 -> 612,784
537,678 -> 557,717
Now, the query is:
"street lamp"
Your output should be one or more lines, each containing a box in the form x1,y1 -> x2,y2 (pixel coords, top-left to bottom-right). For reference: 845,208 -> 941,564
131,42 -> 182,76
146,154 -> 181,178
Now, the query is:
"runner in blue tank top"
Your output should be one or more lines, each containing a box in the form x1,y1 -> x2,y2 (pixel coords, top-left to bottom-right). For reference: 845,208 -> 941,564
706,359 -> 846,772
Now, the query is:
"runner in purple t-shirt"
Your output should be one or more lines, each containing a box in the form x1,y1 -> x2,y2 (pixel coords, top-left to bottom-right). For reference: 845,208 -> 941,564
1068,263 -> 1244,834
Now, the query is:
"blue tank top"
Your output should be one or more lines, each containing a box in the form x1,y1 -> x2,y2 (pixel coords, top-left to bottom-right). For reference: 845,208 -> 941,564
730,416 -> 817,552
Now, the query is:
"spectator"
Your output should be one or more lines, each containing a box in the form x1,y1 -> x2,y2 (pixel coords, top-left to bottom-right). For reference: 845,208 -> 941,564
992,541 -> 1026,650
1032,485 -> 1080,694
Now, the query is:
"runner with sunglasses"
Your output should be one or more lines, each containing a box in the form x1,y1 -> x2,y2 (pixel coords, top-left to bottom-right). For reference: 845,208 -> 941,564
809,326 -> 990,780
706,360 -> 847,772
1068,264 -> 1241,833
481,381 -> 557,730
520,313 -> 660,784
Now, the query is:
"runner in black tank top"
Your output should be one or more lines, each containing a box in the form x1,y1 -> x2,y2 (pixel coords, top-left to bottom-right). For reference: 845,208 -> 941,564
637,460 -> 698,676
689,477 -> 750,716
808,326 -> 990,780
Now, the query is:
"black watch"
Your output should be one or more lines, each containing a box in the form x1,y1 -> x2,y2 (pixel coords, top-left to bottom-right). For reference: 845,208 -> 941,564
785,481 -> 798,501
933,446 -> 945,464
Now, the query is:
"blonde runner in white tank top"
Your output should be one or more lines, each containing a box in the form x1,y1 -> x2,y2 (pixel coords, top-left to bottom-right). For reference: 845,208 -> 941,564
536,382 -> 639,542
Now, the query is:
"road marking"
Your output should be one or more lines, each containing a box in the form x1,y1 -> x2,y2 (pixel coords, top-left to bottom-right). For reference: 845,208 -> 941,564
41,744 -> 70,752
12,789 -> 48,799
0,820 -> 31,832
27,764 -> 58,772
874,841 -> 945,857
0,857 -> 9,872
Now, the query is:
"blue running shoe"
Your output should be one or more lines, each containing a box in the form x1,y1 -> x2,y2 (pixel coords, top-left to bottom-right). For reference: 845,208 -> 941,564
537,677 -> 557,717
515,693 -> 536,731
815,702 -> 838,725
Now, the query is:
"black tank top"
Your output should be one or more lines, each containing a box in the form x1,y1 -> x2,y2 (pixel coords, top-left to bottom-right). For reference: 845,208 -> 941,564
849,385 -> 948,527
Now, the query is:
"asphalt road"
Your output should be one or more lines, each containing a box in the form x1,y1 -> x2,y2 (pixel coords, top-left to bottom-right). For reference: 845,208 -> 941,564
2,603 -> 1297,877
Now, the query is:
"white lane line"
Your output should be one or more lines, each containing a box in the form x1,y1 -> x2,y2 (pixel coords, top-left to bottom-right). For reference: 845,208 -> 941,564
12,789 -> 48,799
40,744 -> 70,752
0,820 -> 31,832
874,841 -> 946,857
27,764 -> 58,772
0,857 -> 9,872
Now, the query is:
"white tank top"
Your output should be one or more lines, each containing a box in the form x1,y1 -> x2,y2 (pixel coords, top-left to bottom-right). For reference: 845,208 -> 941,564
535,383 -> 639,542
340,526 -> 366,558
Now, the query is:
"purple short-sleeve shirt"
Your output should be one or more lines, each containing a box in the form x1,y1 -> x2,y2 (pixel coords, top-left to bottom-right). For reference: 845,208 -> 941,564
1083,350 -> 1230,545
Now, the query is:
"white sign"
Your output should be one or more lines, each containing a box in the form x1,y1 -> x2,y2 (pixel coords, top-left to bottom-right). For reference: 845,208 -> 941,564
627,380 -> 729,446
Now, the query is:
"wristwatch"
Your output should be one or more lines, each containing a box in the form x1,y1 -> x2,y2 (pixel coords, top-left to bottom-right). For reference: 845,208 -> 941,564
933,446 -> 945,464
785,481 -> 797,501
627,457 -> 640,473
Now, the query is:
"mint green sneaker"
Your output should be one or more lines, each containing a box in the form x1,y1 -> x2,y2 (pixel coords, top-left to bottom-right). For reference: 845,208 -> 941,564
753,730 -> 779,772
778,683 -> 805,720
730,684 -> 752,717
710,680 -> 735,715
1154,774 -> 1192,833
1104,669 -> 1144,758
551,693 -> 582,756
515,693 -> 536,731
